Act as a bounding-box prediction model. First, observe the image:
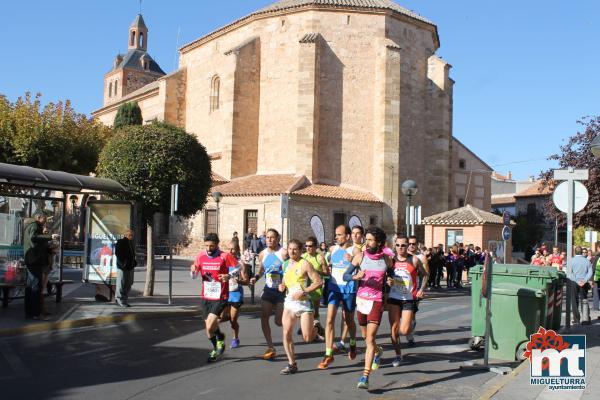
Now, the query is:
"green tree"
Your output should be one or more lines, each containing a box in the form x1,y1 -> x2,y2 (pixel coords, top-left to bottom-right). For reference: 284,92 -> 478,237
97,122 -> 212,295
0,92 -> 111,174
113,102 -> 143,130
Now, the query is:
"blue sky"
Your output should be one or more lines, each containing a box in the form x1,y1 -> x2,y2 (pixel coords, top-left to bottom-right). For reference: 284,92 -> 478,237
1,0 -> 598,180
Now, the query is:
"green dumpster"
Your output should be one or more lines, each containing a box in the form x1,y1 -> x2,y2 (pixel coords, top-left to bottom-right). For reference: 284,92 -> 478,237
488,283 -> 544,361
468,264 -> 560,350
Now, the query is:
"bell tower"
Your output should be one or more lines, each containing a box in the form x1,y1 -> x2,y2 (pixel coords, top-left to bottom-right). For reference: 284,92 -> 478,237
128,14 -> 148,51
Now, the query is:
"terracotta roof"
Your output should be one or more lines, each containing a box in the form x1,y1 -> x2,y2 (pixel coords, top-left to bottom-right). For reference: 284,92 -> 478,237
491,194 -> 516,205
211,172 -> 229,186
422,204 -> 507,226
293,184 -> 381,203
514,180 -> 553,198
180,0 -> 438,53
212,174 -> 308,196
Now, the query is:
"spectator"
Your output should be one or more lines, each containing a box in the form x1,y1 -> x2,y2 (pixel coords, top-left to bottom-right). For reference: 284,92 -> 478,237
530,249 -> 545,266
115,229 -> 137,308
541,249 -> 550,266
429,244 -> 444,289
569,246 -> 593,324
23,211 -> 58,320
259,231 -> 267,248
244,228 -> 254,250
591,251 -> 600,312
446,245 -> 460,289
250,233 -> 264,254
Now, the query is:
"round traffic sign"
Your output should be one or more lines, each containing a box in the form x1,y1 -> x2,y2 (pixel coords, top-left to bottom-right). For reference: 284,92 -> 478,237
552,181 -> 589,213
502,226 -> 511,241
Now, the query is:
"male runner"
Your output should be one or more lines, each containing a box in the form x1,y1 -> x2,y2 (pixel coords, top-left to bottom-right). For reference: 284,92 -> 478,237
279,239 -> 323,374
335,225 -> 365,353
249,228 -> 288,359
318,225 -> 358,369
547,247 -> 562,267
388,235 -> 428,366
346,226 -> 392,389
301,236 -> 328,339
191,233 -> 237,362
220,240 -> 248,348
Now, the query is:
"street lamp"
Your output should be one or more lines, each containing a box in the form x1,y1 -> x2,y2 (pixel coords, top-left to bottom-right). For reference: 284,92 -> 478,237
401,180 -> 418,236
211,191 -> 222,235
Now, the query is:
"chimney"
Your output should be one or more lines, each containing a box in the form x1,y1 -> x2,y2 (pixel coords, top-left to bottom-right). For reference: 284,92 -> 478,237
507,171 -> 512,180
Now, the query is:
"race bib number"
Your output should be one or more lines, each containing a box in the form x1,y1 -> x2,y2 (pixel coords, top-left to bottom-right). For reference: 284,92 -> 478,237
228,278 -> 239,292
266,273 -> 281,288
203,281 -> 221,300
356,297 -> 374,315
331,267 -> 347,285
392,270 -> 412,296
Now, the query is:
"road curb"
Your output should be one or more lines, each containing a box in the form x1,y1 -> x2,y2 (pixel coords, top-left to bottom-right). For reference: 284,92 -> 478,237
478,359 -> 529,400
0,304 -> 264,338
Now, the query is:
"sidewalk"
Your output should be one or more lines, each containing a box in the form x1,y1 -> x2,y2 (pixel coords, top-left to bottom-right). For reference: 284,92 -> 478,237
482,307 -> 600,400
0,259 -> 263,337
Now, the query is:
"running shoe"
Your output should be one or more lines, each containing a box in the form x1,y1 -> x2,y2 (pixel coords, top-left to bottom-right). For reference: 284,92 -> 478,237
263,347 -> 277,360
392,355 -> 402,367
407,334 -> 415,347
318,355 -> 334,369
371,346 -> 383,370
207,349 -> 218,362
315,321 -> 325,338
215,340 -> 226,358
333,341 -> 347,353
280,363 -> 298,375
230,338 -> 240,349
348,342 -> 357,360
357,375 -> 369,389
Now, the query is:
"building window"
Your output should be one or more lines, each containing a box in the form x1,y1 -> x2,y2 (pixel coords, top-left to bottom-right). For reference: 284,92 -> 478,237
281,19 -> 285,27
369,215 -> 377,226
114,79 -> 118,96
347,15 -> 351,25
244,210 -> 258,241
204,209 -> 217,236
144,61 -> 149,70
458,198 -> 465,207
459,159 -> 466,169
139,32 -> 144,48
210,75 -> 220,112
333,212 -> 347,231
130,31 -> 136,47
445,229 -> 464,249
108,82 -> 113,97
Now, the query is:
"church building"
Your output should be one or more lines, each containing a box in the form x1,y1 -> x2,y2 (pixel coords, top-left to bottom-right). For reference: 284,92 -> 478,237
93,1 -> 491,245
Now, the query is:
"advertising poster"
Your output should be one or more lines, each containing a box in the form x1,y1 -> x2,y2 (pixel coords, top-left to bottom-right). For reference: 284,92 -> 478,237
84,201 -> 133,285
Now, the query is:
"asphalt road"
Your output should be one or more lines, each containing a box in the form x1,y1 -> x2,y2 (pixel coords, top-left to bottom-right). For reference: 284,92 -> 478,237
1,290 -> 500,400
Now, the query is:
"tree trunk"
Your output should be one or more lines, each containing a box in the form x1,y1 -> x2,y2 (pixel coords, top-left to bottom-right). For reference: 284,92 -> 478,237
144,220 -> 154,296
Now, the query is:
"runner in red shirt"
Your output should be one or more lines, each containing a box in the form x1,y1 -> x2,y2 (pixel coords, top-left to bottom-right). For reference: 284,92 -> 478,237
191,233 -> 238,362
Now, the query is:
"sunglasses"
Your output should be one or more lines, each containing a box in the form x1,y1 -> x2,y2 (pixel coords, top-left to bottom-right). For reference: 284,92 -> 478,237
395,243 -> 408,248
408,242 -> 417,246
305,244 -> 314,248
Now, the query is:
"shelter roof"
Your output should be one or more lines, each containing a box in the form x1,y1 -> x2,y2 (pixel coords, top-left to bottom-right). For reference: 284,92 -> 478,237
0,163 -> 128,194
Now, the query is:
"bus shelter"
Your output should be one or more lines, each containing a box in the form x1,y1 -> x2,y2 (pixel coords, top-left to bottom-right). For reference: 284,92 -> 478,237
0,162 -> 130,304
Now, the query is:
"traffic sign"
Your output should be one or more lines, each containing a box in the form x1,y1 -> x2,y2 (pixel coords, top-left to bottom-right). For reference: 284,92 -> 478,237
502,211 -> 510,226
552,181 -> 589,213
553,169 -> 589,181
502,226 -> 511,241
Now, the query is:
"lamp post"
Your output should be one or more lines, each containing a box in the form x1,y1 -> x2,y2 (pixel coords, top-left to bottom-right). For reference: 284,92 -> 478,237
401,180 -> 418,236
211,191 -> 222,235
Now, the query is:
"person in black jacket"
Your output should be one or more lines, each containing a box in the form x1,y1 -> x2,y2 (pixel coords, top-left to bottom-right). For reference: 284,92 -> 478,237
23,211 -> 58,319
115,229 -> 137,307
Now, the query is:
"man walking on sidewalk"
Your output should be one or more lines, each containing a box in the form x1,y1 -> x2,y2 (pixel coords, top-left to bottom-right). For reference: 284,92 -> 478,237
115,229 -> 137,308
569,246 -> 594,325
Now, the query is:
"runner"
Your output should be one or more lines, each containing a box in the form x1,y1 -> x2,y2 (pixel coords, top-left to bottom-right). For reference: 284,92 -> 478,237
220,240 -> 249,349
547,247 -> 562,267
388,235 -> 428,366
404,236 -> 427,346
318,225 -> 358,369
335,225 -> 365,353
190,233 -> 237,362
345,226 -> 392,389
249,228 -> 288,360
279,239 -> 323,374
301,236 -> 328,340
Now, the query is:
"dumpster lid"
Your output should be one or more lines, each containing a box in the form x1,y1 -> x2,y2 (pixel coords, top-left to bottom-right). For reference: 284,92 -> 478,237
491,282 -> 544,298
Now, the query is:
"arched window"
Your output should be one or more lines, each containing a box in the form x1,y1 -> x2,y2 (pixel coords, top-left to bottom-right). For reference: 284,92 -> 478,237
114,79 -> 118,96
139,32 -> 144,48
130,31 -> 136,47
210,75 -> 220,112
108,81 -> 113,98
